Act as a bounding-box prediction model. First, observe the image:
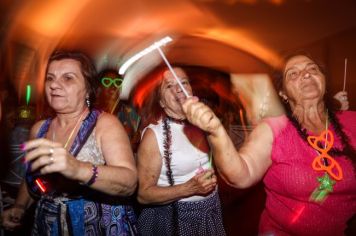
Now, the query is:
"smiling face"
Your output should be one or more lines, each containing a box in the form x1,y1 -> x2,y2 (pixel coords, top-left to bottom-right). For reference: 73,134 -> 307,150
45,59 -> 88,113
159,68 -> 193,119
281,55 -> 326,106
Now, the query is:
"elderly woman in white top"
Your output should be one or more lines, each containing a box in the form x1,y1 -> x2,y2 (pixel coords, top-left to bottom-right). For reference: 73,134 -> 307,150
136,66 -> 225,235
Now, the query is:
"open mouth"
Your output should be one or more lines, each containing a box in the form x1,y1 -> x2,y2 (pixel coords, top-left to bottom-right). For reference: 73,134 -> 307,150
176,96 -> 187,103
301,81 -> 317,90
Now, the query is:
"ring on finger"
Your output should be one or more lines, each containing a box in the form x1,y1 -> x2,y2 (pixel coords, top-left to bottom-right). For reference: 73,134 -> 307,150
49,147 -> 54,156
49,148 -> 55,163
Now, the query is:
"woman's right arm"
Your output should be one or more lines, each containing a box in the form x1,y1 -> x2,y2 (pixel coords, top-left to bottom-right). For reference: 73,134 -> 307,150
183,97 -> 274,188
208,121 -> 273,188
1,182 -> 34,231
0,121 -> 41,230
137,129 -> 216,205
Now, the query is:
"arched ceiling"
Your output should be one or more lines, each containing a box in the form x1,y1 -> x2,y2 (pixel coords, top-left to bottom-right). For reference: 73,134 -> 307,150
1,0 -> 355,103
3,0 -> 356,67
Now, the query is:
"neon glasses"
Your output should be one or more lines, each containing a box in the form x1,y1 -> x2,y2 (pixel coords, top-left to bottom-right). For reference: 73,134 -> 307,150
101,77 -> 123,89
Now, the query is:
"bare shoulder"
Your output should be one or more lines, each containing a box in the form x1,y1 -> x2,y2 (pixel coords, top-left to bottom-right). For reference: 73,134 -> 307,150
94,112 -> 128,144
140,128 -> 156,145
138,128 -> 159,158
96,112 -> 122,128
95,112 -> 127,134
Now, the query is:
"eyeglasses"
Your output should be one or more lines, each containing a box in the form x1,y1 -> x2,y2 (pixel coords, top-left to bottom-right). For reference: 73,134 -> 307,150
101,77 -> 123,89
285,63 -> 321,80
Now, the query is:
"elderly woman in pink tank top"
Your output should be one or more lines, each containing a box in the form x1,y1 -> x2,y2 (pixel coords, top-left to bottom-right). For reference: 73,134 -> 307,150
183,53 -> 356,236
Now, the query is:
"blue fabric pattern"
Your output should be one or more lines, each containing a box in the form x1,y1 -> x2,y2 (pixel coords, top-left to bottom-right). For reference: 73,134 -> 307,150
67,199 -> 85,236
29,109 -> 138,235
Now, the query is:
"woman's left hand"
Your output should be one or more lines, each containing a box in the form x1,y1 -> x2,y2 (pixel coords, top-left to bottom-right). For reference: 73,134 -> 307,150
23,138 -> 80,179
333,91 -> 349,111
191,169 -> 217,195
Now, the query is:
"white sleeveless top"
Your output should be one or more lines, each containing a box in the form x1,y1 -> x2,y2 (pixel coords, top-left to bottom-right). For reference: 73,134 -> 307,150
145,119 -> 213,202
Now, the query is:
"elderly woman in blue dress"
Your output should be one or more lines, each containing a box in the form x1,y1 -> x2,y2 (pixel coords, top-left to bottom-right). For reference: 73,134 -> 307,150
1,50 -> 138,235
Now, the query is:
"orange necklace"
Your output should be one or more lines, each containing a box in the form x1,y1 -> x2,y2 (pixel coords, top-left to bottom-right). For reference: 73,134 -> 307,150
307,114 -> 344,203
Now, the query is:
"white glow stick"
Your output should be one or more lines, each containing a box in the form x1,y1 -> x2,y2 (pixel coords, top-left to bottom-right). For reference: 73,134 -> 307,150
119,36 -> 173,75
343,58 -> 347,91
156,46 -> 190,98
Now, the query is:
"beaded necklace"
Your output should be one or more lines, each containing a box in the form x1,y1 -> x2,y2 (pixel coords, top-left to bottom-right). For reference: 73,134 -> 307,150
163,117 -> 175,186
162,116 -> 180,235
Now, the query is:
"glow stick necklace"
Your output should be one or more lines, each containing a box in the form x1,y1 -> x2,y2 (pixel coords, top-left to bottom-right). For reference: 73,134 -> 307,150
308,111 -> 343,203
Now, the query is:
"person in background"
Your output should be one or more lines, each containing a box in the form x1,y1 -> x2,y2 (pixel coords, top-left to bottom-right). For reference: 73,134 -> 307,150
182,53 -> 356,236
96,68 -> 122,114
136,66 -> 225,235
1,50 -> 138,235
96,68 -> 141,152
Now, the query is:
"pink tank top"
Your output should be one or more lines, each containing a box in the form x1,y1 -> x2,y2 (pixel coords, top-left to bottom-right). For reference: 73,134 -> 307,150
260,111 -> 356,236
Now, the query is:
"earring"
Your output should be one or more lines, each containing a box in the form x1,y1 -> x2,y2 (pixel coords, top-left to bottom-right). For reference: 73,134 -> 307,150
85,96 -> 90,107
279,91 -> 288,104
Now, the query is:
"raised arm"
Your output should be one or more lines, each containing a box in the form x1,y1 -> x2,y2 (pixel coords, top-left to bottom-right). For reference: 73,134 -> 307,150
183,97 -> 273,188
137,128 -> 216,205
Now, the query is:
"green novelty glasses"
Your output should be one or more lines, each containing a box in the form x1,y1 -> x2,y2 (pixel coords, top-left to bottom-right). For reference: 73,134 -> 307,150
101,77 -> 123,89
